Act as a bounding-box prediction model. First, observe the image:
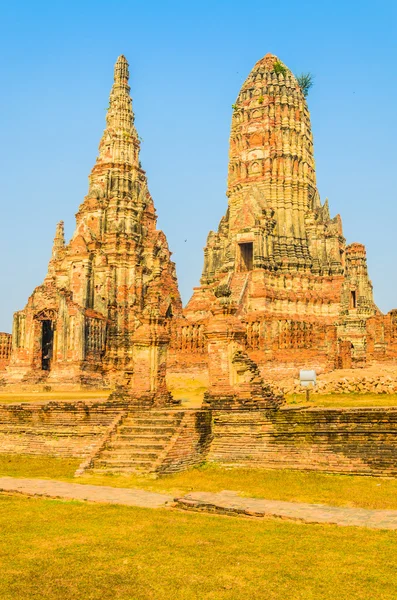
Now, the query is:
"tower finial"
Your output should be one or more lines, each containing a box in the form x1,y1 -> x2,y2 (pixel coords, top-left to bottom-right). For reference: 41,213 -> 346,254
89,54 -> 141,178
114,55 -> 129,84
46,221 -> 65,278
52,221 -> 65,258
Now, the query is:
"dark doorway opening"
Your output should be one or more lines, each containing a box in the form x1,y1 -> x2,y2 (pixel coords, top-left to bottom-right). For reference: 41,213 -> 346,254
239,242 -> 253,271
41,320 -> 54,371
350,290 -> 357,309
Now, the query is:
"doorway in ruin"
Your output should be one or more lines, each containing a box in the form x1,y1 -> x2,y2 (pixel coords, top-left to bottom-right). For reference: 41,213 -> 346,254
41,320 -> 54,371
238,242 -> 253,271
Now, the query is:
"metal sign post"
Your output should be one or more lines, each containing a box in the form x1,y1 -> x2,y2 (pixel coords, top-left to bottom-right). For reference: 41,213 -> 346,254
299,369 -> 316,401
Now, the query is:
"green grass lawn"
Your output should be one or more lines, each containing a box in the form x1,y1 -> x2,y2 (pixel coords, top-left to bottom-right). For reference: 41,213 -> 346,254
286,392 -> 397,407
2,454 -> 397,511
0,494 -> 396,600
0,390 -> 109,404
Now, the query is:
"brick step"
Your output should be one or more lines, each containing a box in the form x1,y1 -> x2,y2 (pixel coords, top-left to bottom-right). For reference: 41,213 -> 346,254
103,442 -> 166,452
93,458 -> 156,469
116,433 -> 171,442
99,449 -> 160,460
122,418 -> 182,427
89,466 -> 157,474
119,426 -> 177,435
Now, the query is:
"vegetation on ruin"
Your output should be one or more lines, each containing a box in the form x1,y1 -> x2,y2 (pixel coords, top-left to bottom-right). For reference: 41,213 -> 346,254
273,60 -> 287,75
1,494 -> 397,600
3,455 -> 397,511
296,72 -> 314,97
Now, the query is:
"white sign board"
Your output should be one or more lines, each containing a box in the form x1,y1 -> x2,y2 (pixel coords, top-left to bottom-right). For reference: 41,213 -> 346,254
299,369 -> 316,387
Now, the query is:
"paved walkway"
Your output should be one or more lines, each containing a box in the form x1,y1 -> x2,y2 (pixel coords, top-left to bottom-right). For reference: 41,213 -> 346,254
0,477 -> 172,508
174,491 -> 397,530
1,477 -> 397,530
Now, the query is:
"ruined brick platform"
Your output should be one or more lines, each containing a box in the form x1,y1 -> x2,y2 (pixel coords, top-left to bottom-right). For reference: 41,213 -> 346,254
1,400 -> 397,477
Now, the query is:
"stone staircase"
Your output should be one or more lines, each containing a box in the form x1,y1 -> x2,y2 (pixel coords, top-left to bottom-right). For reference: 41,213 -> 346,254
229,272 -> 250,305
90,410 -> 186,475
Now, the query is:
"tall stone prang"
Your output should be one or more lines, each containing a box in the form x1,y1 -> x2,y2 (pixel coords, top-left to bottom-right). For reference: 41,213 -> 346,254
6,56 -> 182,387
178,54 -> 380,372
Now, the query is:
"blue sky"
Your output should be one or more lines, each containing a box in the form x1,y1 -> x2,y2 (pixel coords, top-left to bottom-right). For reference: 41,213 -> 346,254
0,0 -> 396,331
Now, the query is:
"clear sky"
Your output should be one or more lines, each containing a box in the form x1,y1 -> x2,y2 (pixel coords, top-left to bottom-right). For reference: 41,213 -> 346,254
0,0 -> 396,332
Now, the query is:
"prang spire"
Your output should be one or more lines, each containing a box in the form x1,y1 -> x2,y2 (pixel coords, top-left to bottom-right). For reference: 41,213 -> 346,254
46,221 -> 65,278
94,55 -> 140,170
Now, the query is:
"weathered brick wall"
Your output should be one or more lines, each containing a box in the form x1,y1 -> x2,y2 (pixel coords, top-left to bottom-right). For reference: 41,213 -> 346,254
0,333 -> 12,371
0,401 -> 124,458
159,411 -> 212,474
2,401 -> 397,477
209,407 -> 397,476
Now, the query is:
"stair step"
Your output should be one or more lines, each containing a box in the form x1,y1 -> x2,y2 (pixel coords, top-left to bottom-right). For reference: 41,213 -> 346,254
117,434 -> 171,442
99,450 -> 160,459
94,458 -> 156,468
123,419 -> 181,427
120,426 -> 177,435
107,445 -> 166,452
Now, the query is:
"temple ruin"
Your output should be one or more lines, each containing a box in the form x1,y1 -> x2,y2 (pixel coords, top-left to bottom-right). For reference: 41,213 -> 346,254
171,54 -> 397,379
0,54 -> 397,478
1,53 -> 397,393
4,56 -> 181,391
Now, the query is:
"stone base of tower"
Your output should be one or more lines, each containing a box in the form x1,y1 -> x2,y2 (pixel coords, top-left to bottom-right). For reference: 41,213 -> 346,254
107,387 -> 180,409
3,361 -> 107,390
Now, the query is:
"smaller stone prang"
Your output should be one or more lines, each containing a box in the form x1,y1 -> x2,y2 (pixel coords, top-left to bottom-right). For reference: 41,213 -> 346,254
108,317 -> 180,409
203,301 -> 284,409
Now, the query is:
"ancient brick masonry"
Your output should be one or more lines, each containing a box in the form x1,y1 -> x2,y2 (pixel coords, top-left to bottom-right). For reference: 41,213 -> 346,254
5,56 -> 182,389
1,400 -> 397,477
0,333 -> 12,371
172,53 -> 396,376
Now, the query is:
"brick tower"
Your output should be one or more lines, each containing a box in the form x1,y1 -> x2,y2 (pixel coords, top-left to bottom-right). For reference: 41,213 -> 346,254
7,56 -> 182,387
180,54 -> 377,372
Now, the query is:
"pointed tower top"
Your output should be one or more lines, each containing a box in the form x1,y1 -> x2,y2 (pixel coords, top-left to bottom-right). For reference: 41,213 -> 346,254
46,221 -> 65,278
52,221 -> 65,257
114,55 -> 129,84
88,54 -> 141,177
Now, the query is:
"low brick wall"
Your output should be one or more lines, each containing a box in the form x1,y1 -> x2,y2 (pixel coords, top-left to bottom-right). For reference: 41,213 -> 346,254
209,407 -> 397,476
0,401 -> 124,458
1,401 -> 397,477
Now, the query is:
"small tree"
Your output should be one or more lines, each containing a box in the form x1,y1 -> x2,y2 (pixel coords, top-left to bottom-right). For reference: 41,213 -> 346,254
296,72 -> 314,97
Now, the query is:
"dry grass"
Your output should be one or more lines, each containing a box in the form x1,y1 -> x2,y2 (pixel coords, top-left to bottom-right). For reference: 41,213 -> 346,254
286,392 -> 397,408
167,372 -> 207,408
0,390 -> 109,404
1,494 -> 397,600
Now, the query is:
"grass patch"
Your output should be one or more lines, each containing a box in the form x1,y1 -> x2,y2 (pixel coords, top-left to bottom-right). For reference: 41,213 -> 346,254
1,494 -> 397,599
167,372 -> 208,408
286,393 -> 397,408
0,454 -> 80,479
3,455 -> 397,511
78,465 -> 397,511
0,390 -> 109,404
